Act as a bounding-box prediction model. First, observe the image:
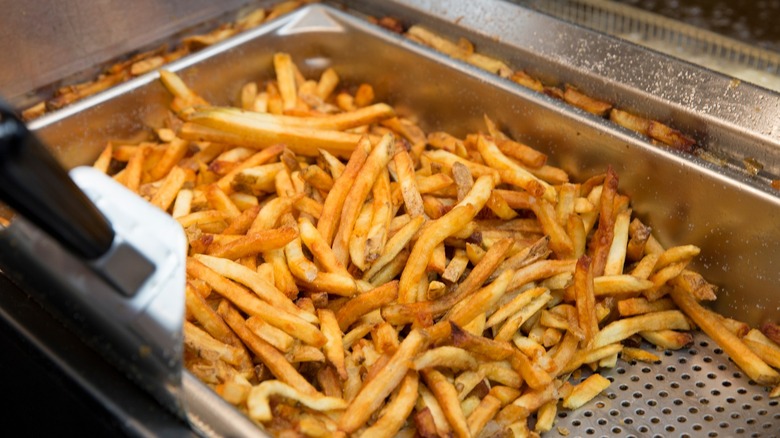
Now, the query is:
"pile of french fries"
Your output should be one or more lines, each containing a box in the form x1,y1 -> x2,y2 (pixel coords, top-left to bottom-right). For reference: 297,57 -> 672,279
91,50 -> 780,438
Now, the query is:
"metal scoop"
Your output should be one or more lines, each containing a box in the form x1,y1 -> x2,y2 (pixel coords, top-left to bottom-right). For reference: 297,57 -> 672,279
0,101 -> 187,418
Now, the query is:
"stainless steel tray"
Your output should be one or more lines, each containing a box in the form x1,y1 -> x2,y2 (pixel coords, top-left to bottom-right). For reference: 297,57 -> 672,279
22,1 -> 780,436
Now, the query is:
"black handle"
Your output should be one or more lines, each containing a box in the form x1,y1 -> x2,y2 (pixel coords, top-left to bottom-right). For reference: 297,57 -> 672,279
0,102 -> 114,259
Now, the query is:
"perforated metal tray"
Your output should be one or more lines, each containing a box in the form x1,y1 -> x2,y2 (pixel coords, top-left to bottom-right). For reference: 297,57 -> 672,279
553,333 -> 780,437
20,1 -> 780,436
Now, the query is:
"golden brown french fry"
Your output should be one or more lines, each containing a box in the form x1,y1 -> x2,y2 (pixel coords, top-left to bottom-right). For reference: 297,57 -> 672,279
358,371 -> 419,438
592,310 -> 689,349
670,287 -> 780,385
187,258 -> 325,347
421,368 -> 471,438
332,134 -> 395,265
218,301 -> 318,395
338,329 -> 427,434
562,374 -> 610,410
335,281 -> 398,331
206,226 -> 298,259
247,380 -> 346,422
399,175 -> 494,303
574,255 -> 599,346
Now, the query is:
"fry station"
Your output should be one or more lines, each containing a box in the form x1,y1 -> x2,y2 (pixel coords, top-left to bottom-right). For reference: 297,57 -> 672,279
1,1 -> 779,436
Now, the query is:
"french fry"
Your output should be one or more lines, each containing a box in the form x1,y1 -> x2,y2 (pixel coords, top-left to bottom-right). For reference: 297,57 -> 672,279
670,287 -> 780,385
338,329 -> 427,434
399,175 -> 495,303
247,380 -> 347,422
421,368 -> 471,438
561,374 -> 610,410
358,371 -> 418,438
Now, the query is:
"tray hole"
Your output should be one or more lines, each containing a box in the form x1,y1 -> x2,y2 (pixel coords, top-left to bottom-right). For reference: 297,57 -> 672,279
693,424 -> 702,431
665,425 -> 675,433
693,365 -> 702,372
718,364 -> 727,371
711,389 -> 721,396
764,422 -> 773,429
758,409 -> 767,416
719,422 -> 729,429
638,426 -> 649,433
747,418 -> 756,425
632,392 -> 642,399
641,367 -> 651,373
572,420 -> 581,426
662,407 -> 672,415
731,413 -> 741,419
557,412 -> 567,418
700,397 -> 710,405
597,418 -> 607,425
621,401 -> 630,408
673,399 -> 683,406
611,426 -> 622,434
742,403 -> 752,410
704,356 -> 713,363
734,372 -> 743,379
644,383 -> 653,390
609,409 -> 619,417
664,351 -> 673,356
737,388 -> 747,394
685,390 -> 694,397
699,341 -> 709,347
616,368 -> 626,375
659,390 -> 669,398
656,374 -> 665,381
647,400 -> 657,407
722,381 -> 732,387
714,347 -> 723,354
670,382 -> 680,389
707,373 -> 717,379
753,394 -> 764,402
708,433 -> 718,437
630,375 -> 640,382
583,410 -> 593,417
681,373 -> 691,380
735,427 -> 745,434
667,366 -> 677,373
689,407 -> 699,414
769,400 -> 778,406
696,382 -> 706,388
595,402 -> 605,409
585,428 -> 595,435
715,406 -> 725,413
704,414 -> 714,422
619,384 -> 629,391
726,397 -> 736,404
676,416 -> 687,423
625,418 -> 633,425
635,408 -> 646,416
678,357 -> 687,364
650,417 -> 660,424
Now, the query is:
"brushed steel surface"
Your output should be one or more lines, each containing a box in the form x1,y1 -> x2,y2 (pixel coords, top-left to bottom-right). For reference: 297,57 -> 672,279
0,0 -> 259,104
552,332 -> 780,438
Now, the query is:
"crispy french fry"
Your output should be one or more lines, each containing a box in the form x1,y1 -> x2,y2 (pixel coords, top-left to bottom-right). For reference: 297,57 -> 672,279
561,374 -> 610,410
670,287 -> 780,385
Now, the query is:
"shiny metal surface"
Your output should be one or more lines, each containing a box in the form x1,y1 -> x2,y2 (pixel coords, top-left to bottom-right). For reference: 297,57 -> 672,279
553,332 -> 780,437
0,0 -> 260,105
11,1 -> 780,435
